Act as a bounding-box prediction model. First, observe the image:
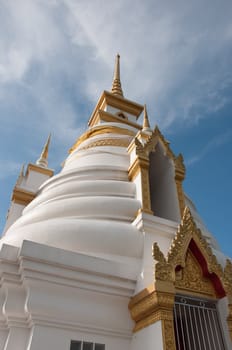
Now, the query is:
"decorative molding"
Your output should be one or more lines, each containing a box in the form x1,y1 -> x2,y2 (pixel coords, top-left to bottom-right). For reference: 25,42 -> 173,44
174,153 -> 185,175
26,163 -> 54,177
151,126 -> 174,159
223,259 -> 232,340
88,91 -> 144,127
134,137 -> 147,157
69,125 -> 135,153
128,286 -> 175,332
152,243 -> 174,283
99,91 -> 144,117
89,109 -> 142,130
142,130 -> 159,155
174,154 -> 186,217
128,137 -> 153,214
227,304 -> 232,341
78,138 -> 130,152
223,259 -> 232,298
12,187 -> 36,206
162,319 -> 176,350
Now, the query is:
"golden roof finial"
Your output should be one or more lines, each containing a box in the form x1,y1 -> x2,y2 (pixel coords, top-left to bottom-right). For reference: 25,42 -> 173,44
142,104 -> 151,131
111,54 -> 124,97
36,133 -> 51,168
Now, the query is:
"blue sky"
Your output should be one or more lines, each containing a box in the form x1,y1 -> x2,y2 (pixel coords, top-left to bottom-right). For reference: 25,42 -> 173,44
0,1 -> 231,256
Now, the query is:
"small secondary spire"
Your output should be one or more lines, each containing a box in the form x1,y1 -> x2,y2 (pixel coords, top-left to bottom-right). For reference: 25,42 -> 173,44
142,104 -> 151,131
36,133 -> 51,168
111,54 -> 124,97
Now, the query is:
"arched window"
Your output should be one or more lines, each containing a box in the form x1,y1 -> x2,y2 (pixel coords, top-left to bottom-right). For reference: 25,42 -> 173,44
116,111 -> 127,119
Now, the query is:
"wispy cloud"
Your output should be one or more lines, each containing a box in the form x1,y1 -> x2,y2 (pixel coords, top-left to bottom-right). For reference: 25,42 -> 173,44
186,129 -> 232,166
0,0 -> 231,166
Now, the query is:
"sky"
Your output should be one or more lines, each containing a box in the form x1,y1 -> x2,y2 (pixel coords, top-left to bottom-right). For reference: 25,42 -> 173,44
0,0 -> 231,256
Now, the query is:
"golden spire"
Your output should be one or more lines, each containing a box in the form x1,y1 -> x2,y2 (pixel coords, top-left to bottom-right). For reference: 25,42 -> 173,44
111,54 -> 124,97
36,133 -> 51,168
142,104 -> 151,131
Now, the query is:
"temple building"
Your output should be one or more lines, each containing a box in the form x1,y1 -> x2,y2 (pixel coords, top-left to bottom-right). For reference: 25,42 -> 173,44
0,55 -> 231,350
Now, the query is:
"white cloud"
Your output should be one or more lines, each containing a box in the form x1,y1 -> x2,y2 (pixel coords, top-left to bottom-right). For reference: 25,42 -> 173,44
0,0 -> 231,160
62,0 -> 232,128
0,0 -> 231,239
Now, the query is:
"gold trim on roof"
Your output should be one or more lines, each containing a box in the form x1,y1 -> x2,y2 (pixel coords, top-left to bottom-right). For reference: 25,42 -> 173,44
88,91 -> 144,126
88,109 -> 142,129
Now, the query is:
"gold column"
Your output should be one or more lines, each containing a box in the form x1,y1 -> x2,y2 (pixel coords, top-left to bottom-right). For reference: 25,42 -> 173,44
128,153 -> 153,215
174,154 -> 186,217
223,259 -> 232,341
129,284 -> 176,350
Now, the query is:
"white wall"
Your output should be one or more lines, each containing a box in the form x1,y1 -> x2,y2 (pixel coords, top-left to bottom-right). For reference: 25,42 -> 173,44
130,322 -> 163,350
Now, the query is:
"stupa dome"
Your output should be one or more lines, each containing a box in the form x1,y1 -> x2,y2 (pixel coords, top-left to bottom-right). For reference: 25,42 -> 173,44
1,55 -> 219,262
1,123 -> 144,259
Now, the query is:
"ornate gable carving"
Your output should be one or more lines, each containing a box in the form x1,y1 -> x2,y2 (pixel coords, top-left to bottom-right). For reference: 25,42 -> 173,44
167,207 -> 224,282
152,242 -> 174,283
150,126 -> 174,158
153,207 -> 226,296
152,206 -> 232,341
131,207 -> 232,342
175,249 -> 216,297
133,126 -> 179,161
134,137 -> 147,157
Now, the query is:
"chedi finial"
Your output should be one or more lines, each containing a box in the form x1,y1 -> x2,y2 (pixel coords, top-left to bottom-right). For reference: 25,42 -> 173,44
36,133 -> 51,168
111,54 -> 124,97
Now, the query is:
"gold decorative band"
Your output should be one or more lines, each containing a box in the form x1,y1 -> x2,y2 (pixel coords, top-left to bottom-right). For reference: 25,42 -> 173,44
77,138 -> 130,151
12,187 -> 36,206
128,285 -> 175,332
69,125 -> 135,153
